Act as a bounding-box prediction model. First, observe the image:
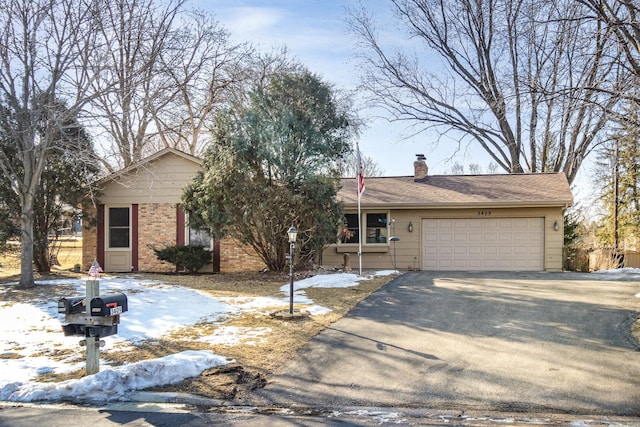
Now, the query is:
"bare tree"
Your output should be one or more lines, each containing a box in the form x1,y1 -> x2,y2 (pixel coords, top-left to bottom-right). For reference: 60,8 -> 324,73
468,163 -> 482,175
339,149 -> 385,178
0,0 -> 101,286
578,0 -> 640,78
149,11 -> 253,157
88,0 -> 186,171
348,0 -> 627,184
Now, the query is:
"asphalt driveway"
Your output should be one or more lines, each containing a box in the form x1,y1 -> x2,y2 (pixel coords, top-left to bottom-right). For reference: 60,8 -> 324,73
249,271 -> 640,417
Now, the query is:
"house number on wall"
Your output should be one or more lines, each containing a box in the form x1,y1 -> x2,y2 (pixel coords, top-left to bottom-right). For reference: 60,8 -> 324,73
477,210 -> 492,216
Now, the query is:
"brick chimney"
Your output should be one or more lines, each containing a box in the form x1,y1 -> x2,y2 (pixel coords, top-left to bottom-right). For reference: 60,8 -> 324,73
414,154 -> 428,180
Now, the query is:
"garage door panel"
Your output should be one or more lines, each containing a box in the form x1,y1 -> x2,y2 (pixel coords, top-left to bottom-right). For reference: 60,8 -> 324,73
454,234 -> 468,242
468,260 -> 483,268
424,246 -> 437,255
468,233 -> 482,242
483,246 -> 498,255
423,218 -> 544,271
468,246 -> 483,255
439,246 -> 453,255
498,246 -> 513,255
454,259 -> 468,268
483,234 -> 498,242
483,259 -> 498,268
483,220 -> 499,229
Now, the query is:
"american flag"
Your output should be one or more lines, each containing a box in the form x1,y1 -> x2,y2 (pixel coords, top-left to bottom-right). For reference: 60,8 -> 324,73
88,259 -> 103,278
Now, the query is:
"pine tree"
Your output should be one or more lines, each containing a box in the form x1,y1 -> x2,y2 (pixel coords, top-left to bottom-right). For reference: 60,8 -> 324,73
595,103 -> 640,249
182,70 -> 355,272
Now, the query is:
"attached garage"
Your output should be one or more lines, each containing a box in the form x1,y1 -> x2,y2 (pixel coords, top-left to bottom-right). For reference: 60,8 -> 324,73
422,218 -> 544,271
322,155 -> 573,272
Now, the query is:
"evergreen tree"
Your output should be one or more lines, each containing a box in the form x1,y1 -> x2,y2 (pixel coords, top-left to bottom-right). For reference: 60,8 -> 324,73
183,70 -> 355,271
595,103 -> 640,249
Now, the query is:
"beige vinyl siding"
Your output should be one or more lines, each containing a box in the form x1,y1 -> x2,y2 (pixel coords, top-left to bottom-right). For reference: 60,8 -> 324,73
100,152 -> 201,205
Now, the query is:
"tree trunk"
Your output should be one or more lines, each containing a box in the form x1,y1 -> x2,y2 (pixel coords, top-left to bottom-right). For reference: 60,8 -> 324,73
19,201 -> 35,287
33,240 -> 52,273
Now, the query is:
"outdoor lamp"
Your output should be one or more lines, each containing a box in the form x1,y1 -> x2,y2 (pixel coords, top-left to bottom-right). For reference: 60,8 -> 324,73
288,225 -> 297,314
408,221 -> 413,233
553,220 -> 559,232
288,226 -> 298,243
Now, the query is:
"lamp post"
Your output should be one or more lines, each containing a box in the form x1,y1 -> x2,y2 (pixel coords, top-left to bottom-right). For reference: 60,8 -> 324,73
287,225 -> 298,315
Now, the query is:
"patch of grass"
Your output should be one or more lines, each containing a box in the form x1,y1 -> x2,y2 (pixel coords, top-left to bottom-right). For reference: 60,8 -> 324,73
0,237 -> 83,279
0,352 -> 23,360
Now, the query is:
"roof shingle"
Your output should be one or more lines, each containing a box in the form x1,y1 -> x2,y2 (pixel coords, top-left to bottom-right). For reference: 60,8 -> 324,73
339,173 -> 573,208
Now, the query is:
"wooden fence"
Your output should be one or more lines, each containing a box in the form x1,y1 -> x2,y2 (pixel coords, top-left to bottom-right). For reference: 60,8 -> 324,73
588,249 -> 640,271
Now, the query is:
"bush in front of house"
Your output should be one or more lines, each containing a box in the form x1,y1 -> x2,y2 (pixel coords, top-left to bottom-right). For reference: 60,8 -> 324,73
151,245 -> 211,273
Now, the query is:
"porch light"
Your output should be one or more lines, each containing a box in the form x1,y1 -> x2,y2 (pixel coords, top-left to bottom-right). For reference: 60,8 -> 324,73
553,220 -> 559,232
408,221 -> 413,232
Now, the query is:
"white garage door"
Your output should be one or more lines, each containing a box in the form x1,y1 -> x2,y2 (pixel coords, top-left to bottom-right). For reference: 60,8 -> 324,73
422,218 -> 544,271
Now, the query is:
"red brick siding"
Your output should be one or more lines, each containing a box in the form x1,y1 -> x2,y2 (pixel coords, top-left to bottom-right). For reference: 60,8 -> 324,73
137,203 -> 177,272
82,201 -> 265,273
219,238 -> 265,272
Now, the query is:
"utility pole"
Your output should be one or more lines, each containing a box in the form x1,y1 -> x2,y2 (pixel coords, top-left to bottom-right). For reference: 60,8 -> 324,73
614,139 -> 619,251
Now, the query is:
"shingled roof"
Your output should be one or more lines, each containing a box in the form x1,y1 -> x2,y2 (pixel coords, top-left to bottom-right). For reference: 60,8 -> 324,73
338,173 -> 573,209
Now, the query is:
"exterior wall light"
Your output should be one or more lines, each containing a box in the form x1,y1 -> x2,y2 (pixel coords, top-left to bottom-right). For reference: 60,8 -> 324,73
408,221 -> 413,232
553,220 -> 559,232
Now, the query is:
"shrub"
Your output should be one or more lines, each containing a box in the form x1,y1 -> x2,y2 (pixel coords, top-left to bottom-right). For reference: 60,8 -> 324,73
151,245 -> 212,273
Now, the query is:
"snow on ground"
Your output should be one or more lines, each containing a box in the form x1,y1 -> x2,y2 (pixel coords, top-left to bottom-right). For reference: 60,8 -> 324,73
0,271 -> 398,402
592,266 -> 640,280
592,267 -> 640,298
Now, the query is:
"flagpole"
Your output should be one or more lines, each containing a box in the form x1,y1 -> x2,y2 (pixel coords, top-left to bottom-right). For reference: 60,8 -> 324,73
358,183 -> 362,276
356,142 -> 364,276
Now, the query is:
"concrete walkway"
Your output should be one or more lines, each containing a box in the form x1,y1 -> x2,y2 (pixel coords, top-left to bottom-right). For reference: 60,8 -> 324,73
248,271 -> 640,417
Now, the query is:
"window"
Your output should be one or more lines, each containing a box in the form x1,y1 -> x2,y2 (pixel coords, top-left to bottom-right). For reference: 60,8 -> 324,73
189,226 -> 212,248
186,214 -> 213,248
366,213 -> 388,243
341,213 -> 360,244
340,212 -> 388,244
108,207 -> 130,248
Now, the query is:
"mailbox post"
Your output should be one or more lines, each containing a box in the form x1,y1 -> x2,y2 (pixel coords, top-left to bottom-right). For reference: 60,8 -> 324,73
85,272 -> 100,374
57,260 -> 127,375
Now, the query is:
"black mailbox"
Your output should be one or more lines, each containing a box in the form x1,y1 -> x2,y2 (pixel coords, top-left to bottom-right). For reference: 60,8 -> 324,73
62,324 -> 118,337
90,293 -> 128,317
58,296 -> 85,314
87,325 -> 118,338
62,323 -> 86,336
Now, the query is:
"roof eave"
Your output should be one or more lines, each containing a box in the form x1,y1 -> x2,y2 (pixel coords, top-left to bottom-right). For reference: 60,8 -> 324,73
343,200 -> 573,210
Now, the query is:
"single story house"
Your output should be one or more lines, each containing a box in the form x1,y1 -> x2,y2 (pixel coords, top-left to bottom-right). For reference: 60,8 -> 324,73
82,148 -> 265,273
84,149 -> 573,273
321,155 -> 573,272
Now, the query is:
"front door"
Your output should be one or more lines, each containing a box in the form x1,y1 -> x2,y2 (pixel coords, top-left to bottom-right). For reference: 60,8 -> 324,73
104,206 -> 132,272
